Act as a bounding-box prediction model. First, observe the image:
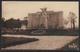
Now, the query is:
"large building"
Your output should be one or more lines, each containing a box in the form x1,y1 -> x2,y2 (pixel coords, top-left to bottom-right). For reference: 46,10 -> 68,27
27,8 -> 63,29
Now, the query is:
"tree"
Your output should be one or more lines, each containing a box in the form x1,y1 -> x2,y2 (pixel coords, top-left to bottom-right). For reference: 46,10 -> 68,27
4,18 -> 22,30
0,17 -> 6,48
0,17 -> 5,27
68,12 -> 77,30
23,17 -> 28,28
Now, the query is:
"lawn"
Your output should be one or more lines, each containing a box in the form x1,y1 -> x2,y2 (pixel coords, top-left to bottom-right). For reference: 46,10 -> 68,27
0,36 -> 39,48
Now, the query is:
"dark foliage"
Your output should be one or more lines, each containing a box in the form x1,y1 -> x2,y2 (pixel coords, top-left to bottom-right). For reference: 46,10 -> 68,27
3,18 -> 22,29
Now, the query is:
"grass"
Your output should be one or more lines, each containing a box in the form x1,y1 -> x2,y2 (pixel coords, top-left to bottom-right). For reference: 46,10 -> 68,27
0,36 -> 39,48
59,37 -> 79,51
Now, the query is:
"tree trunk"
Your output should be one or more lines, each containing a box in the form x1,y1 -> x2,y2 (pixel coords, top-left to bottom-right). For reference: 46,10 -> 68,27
73,20 -> 75,30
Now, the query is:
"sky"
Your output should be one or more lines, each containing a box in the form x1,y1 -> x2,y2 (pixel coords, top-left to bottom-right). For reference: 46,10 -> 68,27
2,1 -> 79,28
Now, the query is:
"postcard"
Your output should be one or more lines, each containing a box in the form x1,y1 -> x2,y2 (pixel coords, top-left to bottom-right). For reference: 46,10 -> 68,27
1,1 -> 79,51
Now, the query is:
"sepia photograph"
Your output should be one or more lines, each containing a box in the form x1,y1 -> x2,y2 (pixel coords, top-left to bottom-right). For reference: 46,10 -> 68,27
0,1 -> 79,51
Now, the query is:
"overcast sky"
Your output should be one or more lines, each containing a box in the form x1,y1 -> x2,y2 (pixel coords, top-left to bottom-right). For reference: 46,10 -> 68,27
2,1 -> 79,28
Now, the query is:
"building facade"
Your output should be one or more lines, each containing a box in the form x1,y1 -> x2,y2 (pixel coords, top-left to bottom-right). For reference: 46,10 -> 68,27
27,8 -> 63,29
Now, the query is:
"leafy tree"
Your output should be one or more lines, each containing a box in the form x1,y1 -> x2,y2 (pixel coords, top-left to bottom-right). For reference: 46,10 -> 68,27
4,18 -> 22,30
0,17 -> 5,28
22,17 -> 28,28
